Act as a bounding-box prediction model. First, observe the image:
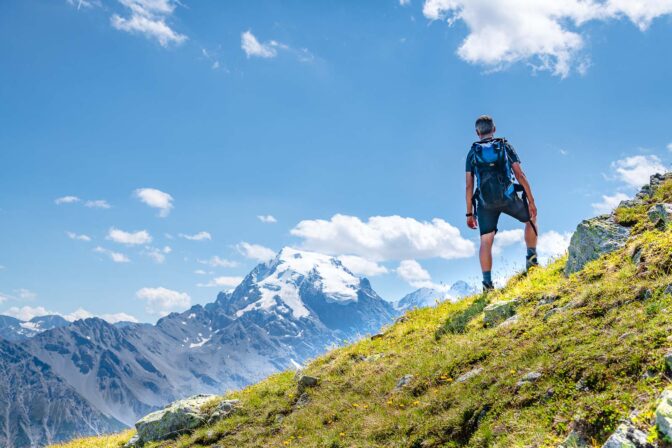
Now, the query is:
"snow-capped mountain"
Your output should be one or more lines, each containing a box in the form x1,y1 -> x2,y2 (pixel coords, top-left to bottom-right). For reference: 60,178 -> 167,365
4,247 -> 397,447
396,281 -> 477,311
0,314 -> 70,341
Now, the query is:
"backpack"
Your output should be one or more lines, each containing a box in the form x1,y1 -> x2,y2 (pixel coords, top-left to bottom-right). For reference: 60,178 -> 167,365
471,138 -> 515,208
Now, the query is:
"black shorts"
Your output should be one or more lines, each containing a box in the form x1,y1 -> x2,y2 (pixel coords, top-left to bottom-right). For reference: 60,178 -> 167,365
477,197 -> 531,235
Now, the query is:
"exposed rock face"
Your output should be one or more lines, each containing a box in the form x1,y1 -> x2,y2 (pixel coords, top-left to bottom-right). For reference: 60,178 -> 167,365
134,394 -> 214,444
456,367 -> 483,383
647,203 -> 672,229
0,339 -> 125,448
601,422 -> 652,447
655,389 -> 672,439
483,299 -> 519,327
565,215 -> 630,275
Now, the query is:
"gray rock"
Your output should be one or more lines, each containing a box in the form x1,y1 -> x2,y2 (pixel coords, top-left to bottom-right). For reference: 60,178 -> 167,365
456,367 -> 483,383
655,389 -> 672,438
565,215 -> 630,275
499,314 -> 520,327
370,332 -> 385,340
602,422 -> 652,448
394,374 -> 414,390
666,353 -> 672,371
647,203 -> 672,229
295,392 -> 310,407
207,399 -> 239,424
516,371 -> 542,388
647,172 -> 672,196
364,353 -> 385,362
538,294 -> 560,306
483,299 -> 519,327
664,284 -> 672,296
297,375 -> 320,393
135,394 -> 214,444
123,434 -> 140,448
618,198 -> 645,209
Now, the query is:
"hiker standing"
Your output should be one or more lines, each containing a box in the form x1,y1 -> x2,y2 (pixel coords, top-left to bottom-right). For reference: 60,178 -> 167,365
465,115 -> 538,291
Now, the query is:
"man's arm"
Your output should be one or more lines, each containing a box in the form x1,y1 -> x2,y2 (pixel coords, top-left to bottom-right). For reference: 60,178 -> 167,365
465,172 -> 477,229
511,163 -> 537,220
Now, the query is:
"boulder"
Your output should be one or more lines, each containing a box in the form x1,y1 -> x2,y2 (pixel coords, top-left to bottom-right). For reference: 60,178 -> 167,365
394,374 -> 414,390
646,172 -> 672,196
516,371 -> 542,388
601,422 -> 652,448
297,375 -> 320,394
483,299 -> 519,327
135,394 -> 214,444
565,215 -> 630,275
207,399 -> 239,424
655,389 -> 672,438
456,367 -> 483,383
295,392 -> 310,407
647,203 -> 672,229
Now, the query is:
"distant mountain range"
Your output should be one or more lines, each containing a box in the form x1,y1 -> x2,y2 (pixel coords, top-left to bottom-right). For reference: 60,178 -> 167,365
0,247 -> 411,448
395,281 -> 477,311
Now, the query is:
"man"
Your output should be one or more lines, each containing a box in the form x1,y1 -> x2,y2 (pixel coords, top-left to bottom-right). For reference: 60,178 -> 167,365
465,115 -> 538,291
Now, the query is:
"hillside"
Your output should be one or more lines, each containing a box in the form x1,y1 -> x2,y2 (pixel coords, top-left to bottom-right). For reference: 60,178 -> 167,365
52,175 -> 672,447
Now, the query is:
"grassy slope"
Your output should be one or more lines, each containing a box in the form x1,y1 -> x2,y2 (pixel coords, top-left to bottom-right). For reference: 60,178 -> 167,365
53,183 -> 672,448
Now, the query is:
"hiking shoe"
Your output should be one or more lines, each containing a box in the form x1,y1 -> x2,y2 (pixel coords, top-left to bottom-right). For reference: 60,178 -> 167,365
526,253 -> 539,271
482,281 -> 495,292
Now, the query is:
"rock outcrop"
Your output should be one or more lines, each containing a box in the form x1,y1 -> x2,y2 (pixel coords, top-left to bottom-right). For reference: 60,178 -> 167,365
483,299 -> 519,327
133,394 -> 214,445
565,215 -> 630,275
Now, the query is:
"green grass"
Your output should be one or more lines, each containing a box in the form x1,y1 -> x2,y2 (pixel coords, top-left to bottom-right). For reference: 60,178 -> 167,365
52,183 -> 672,448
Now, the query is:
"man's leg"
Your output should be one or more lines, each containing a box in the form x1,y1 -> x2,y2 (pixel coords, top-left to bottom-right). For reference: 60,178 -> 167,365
480,231 -> 495,289
525,220 -> 538,270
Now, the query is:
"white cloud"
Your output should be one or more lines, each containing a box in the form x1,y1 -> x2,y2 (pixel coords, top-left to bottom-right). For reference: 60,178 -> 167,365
66,0 -> 101,10
194,269 -> 208,275
400,0 -> 411,5
66,231 -> 92,242
197,256 -> 238,268
111,0 -> 186,47
99,312 -> 139,323
94,246 -> 131,263
2,304 -> 138,323
422,0 -> 672,77
84,199 -> 111,209
257,215 -> 277,224
179,231 -> 212,241
667,143 -> 672,152
107,227 -> 152,245
143,246 -> 171,264
241,30 -> 278,58
559,149 -> 569,156
16,288 -> 37,301
63,307 -> 139,323
197,276 -> 244,289
134,188 -> 174,217
492,229 -> 524,255
2,306 -> 54,321
591,192 -> 630,214
395,259 -> 447,290
136,287 -> 191,316
291,214 -> 475,261
337,255 -> 388,277
236,242 -> 276,262
55,195 -> 80,205
537,230 -> 572,263
611,155 -> 667,188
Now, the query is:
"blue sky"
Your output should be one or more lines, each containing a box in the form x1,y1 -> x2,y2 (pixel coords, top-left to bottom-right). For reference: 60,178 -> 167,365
1,0 -> 671,323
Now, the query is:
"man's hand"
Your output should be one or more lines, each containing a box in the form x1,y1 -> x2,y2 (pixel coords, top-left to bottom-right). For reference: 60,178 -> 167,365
528,201 -> 538,220
467,215 -> 478,229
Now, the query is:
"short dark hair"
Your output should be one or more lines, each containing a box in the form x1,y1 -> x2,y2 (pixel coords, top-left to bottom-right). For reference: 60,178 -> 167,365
475,115 -> 495,136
